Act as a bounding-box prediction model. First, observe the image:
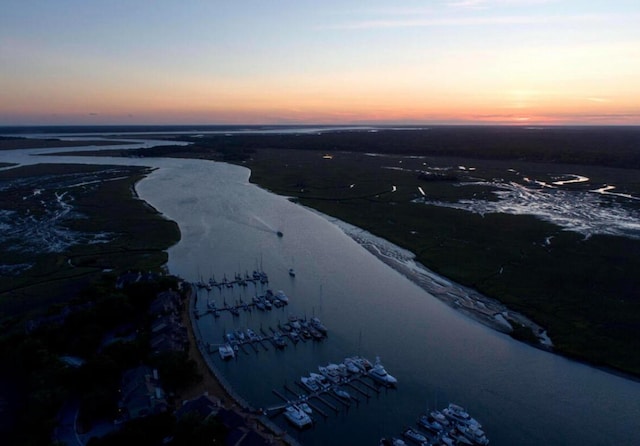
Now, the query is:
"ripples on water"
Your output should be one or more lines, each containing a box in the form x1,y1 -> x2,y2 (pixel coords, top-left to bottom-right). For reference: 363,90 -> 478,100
420,178 -> 640,240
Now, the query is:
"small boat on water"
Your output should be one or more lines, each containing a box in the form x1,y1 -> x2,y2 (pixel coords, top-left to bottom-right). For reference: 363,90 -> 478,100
277,231 -> 283,237
368,357 -> 398,387
298,402 -> 313,414
417,413 -> 445,433
273,333 -> 287,349
442,403 -> 482,429
380,438 -> 408,446
283,405 -> 312,429
310,317 -> 327,334
456,423 -> 489,445
402,427 -> 429,444
218,343 -> 235,360
429,410 -> 450,428
275,290 -> 289,304
333,387 -> 351,400
288,268 -> 295,277
309,372 -> 330,389
319,363 -> 347,383
300,375 -> 320,392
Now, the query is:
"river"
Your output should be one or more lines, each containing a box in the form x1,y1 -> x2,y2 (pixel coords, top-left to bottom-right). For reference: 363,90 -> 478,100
2,137 -> 640,445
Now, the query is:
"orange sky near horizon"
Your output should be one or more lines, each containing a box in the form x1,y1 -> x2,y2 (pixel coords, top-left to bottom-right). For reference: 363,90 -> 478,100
1,1 -> 639,126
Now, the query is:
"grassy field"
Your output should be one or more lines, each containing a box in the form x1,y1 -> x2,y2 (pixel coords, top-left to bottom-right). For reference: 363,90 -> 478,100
44,127 -> 640,377
220,133 -> 640,377
0,163 -> 180,328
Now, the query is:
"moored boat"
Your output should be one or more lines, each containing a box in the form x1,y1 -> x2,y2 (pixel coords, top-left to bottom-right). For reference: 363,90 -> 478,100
218,343 -> 235,360
333,387 -> 352,400
442,403 -> 482,429
402,427 -> 429,444
417,413 -> 445,433
283,405 -> 312,429
368,356 -> 398,387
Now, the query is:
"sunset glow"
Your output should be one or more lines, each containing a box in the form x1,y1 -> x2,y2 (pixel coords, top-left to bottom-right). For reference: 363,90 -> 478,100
1,0 -> 639,125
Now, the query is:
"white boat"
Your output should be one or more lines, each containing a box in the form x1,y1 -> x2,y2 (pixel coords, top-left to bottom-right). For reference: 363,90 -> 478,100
343,357 -> 362,374
417,413 -> 445,433
333,387 -> 351,400
218,343 -> 235,360
309,372 -> 330,389
380,438 -> 408,446
310,317 -> 327,334
283,405 -> 313,429
457,424 -> 489,445
300,375 -> 320,392
442,403 -> 482,428
298,402 -> 313,414
439,434 -> 455,446
368,357 -> 398,386
319,363 -> 347,383
402,427 -> 428,444
429,410 -> 450,428
275,290 -> 289,303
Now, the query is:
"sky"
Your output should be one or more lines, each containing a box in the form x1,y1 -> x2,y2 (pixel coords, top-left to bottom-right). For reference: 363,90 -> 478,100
1,0 -> 639,126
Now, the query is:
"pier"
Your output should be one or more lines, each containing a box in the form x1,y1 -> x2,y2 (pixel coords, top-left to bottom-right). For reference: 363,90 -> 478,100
265,363 -> 395,424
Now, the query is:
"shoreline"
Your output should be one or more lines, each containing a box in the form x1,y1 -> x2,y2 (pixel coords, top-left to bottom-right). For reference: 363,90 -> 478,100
302,205 -> 553,348
179,283 -> 301,446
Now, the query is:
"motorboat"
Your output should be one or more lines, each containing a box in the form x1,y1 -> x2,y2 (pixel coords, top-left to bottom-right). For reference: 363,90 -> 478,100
343,357 -> 362,374
298,402 -> 313,414
348,356 -> 373,372
319,363 -> 347,383
300,375 -> 320,392
283,405 -> 312,429
448,428 -> 474,445
429,410 -> 450,428
402,427 -> 429,444
246,328 -> 260,342
275,290 -> 289,304
417,414 -> 445,433
368,357 -> 398,387
218,343 -> 235,360
439,434 -> 455,446
310,317 -> 327,334
273,333 -> 287,349
309,372 -> 330,389
333,387 -> 351,400
380,438 -> 408,446
457,424 -> 489,445
442,403 -> 482,429
225,332 -> 236,343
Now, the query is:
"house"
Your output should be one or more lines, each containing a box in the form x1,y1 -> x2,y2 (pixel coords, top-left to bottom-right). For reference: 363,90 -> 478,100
148,290 -> 182,317
175,393 -> 220,420
117,365 -> 168,421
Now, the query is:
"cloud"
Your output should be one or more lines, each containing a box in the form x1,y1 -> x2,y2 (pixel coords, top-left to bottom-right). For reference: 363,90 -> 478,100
586,97 -> 610,103
447,0 -> 557,8
325,13 -> 614,30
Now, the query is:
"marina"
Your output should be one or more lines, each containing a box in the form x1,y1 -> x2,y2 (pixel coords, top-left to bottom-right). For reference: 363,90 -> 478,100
381,403 -> 489,446
266,356 -> 397,428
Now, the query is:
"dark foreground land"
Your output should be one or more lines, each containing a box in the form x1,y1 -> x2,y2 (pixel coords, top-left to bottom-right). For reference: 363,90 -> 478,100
0,157 -> 288,446
84,126 -> 640,377
0,162 -> 181,444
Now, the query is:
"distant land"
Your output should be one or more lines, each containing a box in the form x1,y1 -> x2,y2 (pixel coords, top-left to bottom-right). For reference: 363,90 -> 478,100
2,125 -> 640,377
44,124 -> 640,377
